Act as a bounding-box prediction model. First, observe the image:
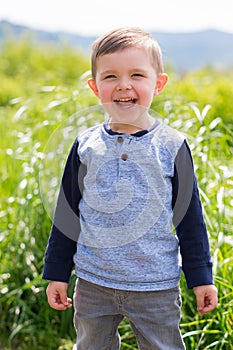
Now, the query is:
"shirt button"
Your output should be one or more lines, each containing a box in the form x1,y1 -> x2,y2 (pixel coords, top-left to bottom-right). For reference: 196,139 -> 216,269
121,153 -> 128,161
117,136 -> 124,143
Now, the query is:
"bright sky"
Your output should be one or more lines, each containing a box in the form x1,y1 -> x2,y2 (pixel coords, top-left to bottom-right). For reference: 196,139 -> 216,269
0,0 -> 233,36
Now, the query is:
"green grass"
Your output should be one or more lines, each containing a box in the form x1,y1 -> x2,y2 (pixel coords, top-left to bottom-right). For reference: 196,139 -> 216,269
0,38 -> 233,349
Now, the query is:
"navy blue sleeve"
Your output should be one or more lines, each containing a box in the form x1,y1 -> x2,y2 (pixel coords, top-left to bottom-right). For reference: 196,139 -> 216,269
42,138 -> 83,283
172,140 -> 213,289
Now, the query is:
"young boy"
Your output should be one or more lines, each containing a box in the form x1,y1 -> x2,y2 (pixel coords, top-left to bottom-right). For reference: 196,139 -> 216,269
43,27 -> 218,350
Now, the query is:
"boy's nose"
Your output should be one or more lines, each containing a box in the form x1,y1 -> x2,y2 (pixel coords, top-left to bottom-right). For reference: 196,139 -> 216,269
116,78 -> 132,91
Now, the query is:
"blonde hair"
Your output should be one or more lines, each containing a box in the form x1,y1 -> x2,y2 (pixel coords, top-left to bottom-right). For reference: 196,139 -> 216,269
90,27 -> 164,79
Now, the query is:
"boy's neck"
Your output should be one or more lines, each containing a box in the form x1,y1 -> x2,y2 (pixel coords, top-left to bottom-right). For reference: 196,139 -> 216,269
108,116 -> 155,135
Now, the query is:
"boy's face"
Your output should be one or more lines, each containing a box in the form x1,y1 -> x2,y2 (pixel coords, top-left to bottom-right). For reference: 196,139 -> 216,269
88,47 -> 167,130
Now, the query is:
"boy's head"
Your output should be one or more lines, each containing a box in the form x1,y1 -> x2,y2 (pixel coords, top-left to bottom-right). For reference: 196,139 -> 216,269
90,27 -> 164,80
88,27 -> 168,134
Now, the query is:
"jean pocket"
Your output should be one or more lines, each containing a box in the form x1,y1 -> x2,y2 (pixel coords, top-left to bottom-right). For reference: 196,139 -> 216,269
176,293 -> 182,308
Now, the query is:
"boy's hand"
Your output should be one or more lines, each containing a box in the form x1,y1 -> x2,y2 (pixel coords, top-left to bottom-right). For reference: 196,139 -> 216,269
46,281 -> 72,310
193,284 -> 218,316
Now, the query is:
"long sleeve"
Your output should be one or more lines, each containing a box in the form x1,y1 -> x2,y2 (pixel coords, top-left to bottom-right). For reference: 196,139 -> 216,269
172,140 -> 213,289
42,138 -> 83,282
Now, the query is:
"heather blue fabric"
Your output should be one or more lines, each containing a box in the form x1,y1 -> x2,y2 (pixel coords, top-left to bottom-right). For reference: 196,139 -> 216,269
74,121 -> 185,291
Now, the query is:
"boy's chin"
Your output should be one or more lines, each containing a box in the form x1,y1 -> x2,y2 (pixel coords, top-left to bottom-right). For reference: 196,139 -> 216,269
103,102 -> 149,123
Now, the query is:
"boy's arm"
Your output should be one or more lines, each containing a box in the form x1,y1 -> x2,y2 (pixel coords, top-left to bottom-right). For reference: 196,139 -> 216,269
42,139 -> 83,303
172,140 -> 218,313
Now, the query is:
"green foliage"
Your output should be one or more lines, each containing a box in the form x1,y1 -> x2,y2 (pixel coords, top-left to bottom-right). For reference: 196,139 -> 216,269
0,38 -> 233,350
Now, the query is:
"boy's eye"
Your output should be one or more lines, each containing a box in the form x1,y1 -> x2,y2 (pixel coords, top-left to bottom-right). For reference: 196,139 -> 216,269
104,74 -> 116,79
132,73 -> 144,77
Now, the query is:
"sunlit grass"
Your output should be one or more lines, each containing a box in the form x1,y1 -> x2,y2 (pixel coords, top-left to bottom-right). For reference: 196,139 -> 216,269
1,39 -> 233,349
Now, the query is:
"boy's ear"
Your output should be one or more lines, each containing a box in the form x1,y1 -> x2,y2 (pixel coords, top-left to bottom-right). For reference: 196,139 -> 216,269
88,79 -> 99,97
154,73 -> 168,96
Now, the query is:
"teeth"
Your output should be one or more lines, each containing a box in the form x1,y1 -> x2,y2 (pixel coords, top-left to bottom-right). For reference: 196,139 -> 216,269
115,98 -> 135,102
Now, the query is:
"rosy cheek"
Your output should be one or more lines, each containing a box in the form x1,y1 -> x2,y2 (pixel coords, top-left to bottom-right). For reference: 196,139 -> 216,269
99,87 -> 112,102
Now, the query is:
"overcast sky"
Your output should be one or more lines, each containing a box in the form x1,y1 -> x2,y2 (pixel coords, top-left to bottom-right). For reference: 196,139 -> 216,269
0,0 -> 233,36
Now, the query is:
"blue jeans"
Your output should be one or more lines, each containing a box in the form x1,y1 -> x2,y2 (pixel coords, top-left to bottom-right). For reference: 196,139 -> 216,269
73,278 -> 186,350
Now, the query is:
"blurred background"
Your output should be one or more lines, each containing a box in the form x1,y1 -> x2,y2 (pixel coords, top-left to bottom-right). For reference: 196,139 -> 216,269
0,1 -> 233,349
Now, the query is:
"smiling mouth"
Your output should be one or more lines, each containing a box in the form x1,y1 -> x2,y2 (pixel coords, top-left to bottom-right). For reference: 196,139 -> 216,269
114,97 -> 137,103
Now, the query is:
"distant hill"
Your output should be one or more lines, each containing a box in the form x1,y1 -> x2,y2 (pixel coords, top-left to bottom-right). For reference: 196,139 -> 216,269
0,20 -> 233,72
154,30 -> 233,72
